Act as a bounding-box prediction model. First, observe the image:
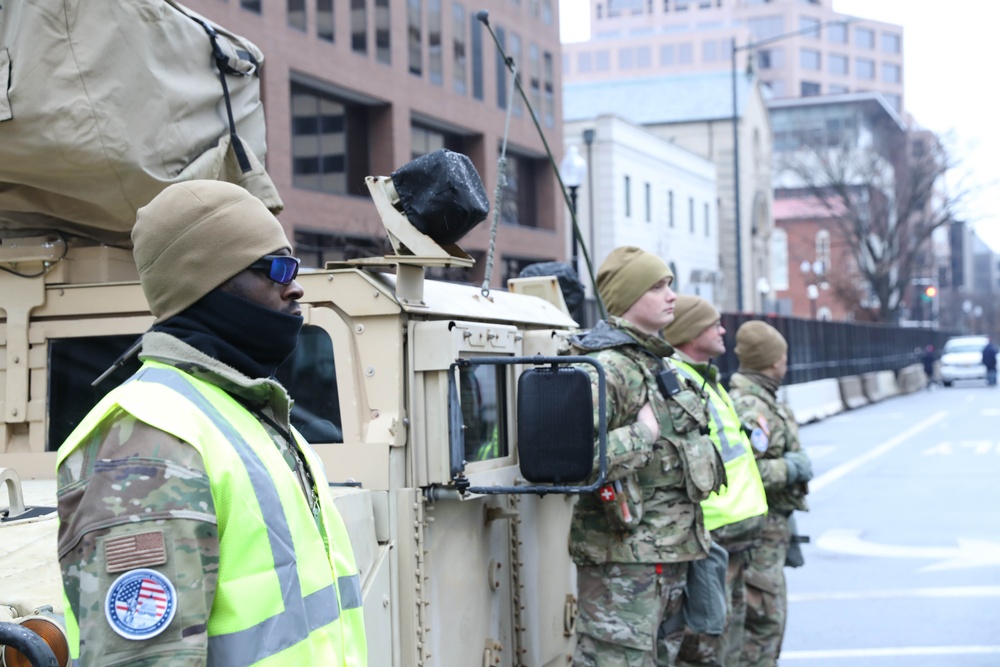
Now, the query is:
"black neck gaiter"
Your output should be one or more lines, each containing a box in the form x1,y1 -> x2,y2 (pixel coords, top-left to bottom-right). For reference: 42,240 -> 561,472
153,290 -> 304,379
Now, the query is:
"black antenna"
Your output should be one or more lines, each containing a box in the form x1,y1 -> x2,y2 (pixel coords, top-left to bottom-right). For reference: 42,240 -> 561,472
476,10 -> 606,320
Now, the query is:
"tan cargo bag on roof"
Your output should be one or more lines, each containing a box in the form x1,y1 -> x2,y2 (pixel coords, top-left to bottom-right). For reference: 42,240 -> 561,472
0,0 -> 282,245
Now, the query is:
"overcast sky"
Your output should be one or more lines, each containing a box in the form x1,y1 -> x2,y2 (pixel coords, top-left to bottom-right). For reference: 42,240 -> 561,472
559,0 -> 1000,251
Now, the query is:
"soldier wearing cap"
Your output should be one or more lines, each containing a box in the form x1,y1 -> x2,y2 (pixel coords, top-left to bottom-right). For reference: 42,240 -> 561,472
728,321 -> 812,667
569,246 -> 725,666
56,181 -> 368,666
662,296 -> 768,667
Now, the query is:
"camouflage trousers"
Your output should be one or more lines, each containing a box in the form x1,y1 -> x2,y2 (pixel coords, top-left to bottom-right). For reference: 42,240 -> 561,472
675,550 -> 747,667
741,513 -> 791,667
574,562 -> 688,667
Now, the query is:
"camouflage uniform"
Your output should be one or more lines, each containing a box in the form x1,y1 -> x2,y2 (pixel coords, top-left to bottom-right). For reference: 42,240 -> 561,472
673,355 -> 765,667
728,371 -> 809,667
57,332 -> 320,666
570,318 -> 726,666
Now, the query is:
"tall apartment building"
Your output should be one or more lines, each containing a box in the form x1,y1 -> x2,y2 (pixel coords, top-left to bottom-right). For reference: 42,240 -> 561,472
563,0 -> 905,115
182,0 -> 566,286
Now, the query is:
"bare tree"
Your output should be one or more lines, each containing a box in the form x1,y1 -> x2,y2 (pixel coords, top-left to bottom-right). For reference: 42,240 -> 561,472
777,129 -> 969,323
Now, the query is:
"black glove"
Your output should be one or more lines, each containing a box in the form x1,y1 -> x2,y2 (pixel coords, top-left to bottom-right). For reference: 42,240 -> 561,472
783,450 -> 813,485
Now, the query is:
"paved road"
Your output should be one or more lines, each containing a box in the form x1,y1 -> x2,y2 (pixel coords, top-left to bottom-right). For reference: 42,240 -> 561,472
781,381 -> 1000,666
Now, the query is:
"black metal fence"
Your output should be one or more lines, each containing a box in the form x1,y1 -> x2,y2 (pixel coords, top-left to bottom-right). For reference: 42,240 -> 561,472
715,313 -> 956,386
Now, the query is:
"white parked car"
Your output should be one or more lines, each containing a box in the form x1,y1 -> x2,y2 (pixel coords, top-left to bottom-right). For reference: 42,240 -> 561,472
939,335 -> 989,386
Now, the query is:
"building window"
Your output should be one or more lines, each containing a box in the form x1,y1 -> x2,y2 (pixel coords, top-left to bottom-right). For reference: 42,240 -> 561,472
757,47 -> 784,70
747,16 -> 785,41
619,46 -> 633,69
453,3 -> 467,94
800,48 -> 820,70
882,62 -> 901,83
679,42 -> 693,64
828,53 -> 848,75
375,0 -> 390,64
351,0 -> 367,53
799,16 -> 820,39
288,0 -> 307,31
290,81 -> 370,195
882,32 -> 901,54
295,230 -> 385,268
500,150 -> 542,228
471,13 -> 484,100
816,229 -> 831,268
411,123 -> 468,160
578,51 -> 593,72
596,49 -> 611,70
408,0 -> 422,76
668,190 -> 674,227
543,51 -> 555,128
241,0 -> 261,13
883,93 -> 901,112
829,84 -> 848,94
702,39 -> 718,62
704,202 -> 709,237
496,27 -> 508,108
637,45 -> 651,68
645,182 -> 652,223
541,0 -> 553,23
428,0 -> 442,83
828,21 -> 847,44
317,0 -> 334,41
856,58 -> 875,80
801,80 -> 820,96
624,176 -> 631,218
510,33 -> 524,117
856,26 -> 874,49
688,197 -> 694,233
660,44 -> 675,65
529,43 -> 541,112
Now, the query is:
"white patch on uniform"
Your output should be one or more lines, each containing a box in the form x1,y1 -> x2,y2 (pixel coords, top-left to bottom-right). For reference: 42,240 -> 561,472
750,428 -> 770,453
105,568 -> 177,640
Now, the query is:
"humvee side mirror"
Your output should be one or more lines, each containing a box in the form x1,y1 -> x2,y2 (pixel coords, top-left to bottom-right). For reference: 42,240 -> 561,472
448,356 -> 608,495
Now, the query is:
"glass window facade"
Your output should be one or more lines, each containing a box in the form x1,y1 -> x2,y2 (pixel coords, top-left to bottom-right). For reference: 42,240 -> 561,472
317,0 -> 334,41
856,58 -> 875,79
799,16 -> 820,39
882,62 -> 901,83
800,48 -> 820,70
856,26 -> 874,49
291,82 -> 369,195
288,0 -> 306,31
408,0 -> 422,75
828,53 -> 848,75
452,3 -> 467,94
882,32 -> 901,54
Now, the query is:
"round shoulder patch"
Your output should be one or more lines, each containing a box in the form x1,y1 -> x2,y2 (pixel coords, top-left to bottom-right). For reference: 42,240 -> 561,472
750,428 -> 770,453
105,568 -> 177,640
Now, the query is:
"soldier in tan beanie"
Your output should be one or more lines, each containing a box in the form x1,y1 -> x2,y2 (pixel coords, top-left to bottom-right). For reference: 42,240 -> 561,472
57,180 -> 368,666
569,247 -> 726,666
665,296 -> 768,667
729,321 -> 811,667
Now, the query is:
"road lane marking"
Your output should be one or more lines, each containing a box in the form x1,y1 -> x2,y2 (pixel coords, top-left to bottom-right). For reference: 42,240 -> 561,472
781,645 -> 1000,660
789,585 -> 1000,602
809,411 -> 947,492
815,529 -> 1000,571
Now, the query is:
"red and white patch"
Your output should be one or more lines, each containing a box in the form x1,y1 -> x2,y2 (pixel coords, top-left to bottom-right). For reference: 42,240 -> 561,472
105,568 -> 177,640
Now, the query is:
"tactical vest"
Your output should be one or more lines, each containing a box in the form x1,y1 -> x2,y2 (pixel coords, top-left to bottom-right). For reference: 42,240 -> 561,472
673,360 -> 768,532
57,361 -> 368,666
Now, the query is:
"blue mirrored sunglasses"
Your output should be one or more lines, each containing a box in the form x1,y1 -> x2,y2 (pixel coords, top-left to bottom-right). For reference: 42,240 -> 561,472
248,255 -> 301,285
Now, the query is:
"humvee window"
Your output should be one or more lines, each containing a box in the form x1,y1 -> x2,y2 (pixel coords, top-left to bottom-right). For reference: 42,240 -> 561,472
460,364 -> 507,462
276,325 -> 343,443
48,335 -> 142,451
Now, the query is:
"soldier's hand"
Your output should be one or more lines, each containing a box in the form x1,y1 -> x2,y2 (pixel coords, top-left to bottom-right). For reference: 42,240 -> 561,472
637,402 -> 660,441
783,450 -> 813,485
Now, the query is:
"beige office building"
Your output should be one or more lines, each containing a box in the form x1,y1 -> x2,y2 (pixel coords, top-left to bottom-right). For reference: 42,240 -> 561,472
183,0 -> 566,286
563,0 -> 904,115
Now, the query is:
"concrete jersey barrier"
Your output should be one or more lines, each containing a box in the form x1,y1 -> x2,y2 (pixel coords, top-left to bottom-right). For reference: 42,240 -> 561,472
839,375 -> 870,409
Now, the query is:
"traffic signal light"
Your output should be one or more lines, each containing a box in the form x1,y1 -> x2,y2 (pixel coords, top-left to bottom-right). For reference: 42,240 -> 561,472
920,285 -> 937,301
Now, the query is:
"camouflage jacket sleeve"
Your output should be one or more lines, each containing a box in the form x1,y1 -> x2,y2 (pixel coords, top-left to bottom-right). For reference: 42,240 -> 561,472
584,350 -> 656,482
57,408 -> 218,667
731,393 -> 789,489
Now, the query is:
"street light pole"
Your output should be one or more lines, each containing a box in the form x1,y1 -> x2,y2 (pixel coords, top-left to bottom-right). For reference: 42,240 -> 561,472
730,17 -> 853,314
559,145 -> 587,278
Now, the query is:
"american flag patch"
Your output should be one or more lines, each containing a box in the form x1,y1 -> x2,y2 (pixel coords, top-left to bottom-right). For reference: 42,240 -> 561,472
105,568 -> 177,640
105,531 -> 167,573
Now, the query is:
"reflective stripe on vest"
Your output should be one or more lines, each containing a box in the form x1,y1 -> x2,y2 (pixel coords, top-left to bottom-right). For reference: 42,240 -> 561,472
58,363 -> 366,666
673,361 -> 768,532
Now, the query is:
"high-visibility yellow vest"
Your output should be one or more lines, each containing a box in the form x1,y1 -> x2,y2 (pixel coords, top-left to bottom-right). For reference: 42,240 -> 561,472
57,361 -> 368,666
673,360 -> 768,532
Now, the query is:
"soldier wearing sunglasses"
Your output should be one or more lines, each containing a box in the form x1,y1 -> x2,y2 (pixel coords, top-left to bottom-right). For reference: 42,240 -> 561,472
56,180 -> 368,666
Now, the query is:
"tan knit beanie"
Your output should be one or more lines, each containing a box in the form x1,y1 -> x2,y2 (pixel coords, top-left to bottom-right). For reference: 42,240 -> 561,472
132,180 -> 292,323
735,321 -> 788,371
596,246 -> 673,317
661,294 -> 720,345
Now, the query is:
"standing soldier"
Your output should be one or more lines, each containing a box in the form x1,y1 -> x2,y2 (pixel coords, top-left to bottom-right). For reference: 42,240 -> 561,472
56,181 -> 368,666
662,296 -> 768,667
728,320 -> 813,666
569,246 -> 726,666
